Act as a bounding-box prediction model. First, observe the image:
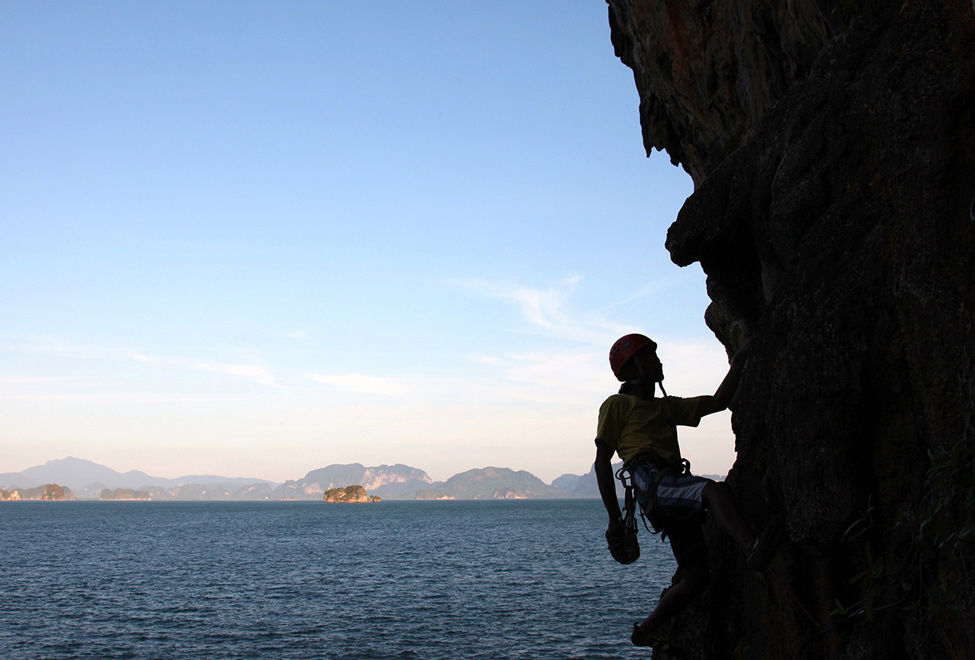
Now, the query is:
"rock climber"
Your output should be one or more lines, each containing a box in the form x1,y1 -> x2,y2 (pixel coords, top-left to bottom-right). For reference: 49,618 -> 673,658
593,333 -> 783,651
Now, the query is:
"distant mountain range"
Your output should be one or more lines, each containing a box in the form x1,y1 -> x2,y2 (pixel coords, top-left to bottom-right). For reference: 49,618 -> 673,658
0,457 -> 607,501
0,457 -> 278,500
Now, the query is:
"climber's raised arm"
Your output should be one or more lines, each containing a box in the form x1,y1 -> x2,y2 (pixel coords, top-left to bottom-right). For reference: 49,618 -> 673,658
695,344 -> 751,418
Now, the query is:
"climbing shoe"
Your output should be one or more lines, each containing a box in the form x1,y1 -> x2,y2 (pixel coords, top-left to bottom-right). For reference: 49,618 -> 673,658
631,624 -> 687,657
747,512 -> 786,571
606,526 -> 640,565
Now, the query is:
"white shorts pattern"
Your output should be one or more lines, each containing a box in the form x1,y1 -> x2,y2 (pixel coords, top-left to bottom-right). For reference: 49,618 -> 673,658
631,460 -> 712,522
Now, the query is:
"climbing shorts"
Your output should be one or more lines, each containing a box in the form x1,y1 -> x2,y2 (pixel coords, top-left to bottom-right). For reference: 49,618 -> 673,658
627,457 -> 713,570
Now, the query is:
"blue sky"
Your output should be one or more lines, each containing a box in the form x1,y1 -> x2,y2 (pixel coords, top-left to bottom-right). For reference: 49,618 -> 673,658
1,1 -> 735,484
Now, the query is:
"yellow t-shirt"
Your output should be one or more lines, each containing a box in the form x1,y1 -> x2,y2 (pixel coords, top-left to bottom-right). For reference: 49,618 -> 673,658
596,394 -> 703,467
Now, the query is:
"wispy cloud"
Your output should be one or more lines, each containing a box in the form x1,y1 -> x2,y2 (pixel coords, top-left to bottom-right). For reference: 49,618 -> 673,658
450,276 -> 628,345
0,376 -> 96,385
504,350 -> 605,388
1,335 -> 142,361
0,391 -> 248,404
195,362 -> 277,387
305,373 -> 411,396
446,275 -> 732,404
131,351 -> 279,388
2,335 -> 282,388
595,278 -> 677,313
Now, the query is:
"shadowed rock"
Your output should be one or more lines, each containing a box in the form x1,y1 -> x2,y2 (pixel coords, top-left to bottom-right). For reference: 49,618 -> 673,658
608,1 -> 975,658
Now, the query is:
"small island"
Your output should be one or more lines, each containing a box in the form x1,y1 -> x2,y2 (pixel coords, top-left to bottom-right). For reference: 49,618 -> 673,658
100,488 -> 152,501
415,489 -> 455,500
0,484 -> 74,501
323,485 -> 380,503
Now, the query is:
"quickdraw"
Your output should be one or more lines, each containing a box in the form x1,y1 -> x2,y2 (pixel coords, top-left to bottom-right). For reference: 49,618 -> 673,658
615,463 -> 643,535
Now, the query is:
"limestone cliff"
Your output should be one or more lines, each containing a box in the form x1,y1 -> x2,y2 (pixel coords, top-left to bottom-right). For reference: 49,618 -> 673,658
276,463 -> 432,500
608,1 -> 975,658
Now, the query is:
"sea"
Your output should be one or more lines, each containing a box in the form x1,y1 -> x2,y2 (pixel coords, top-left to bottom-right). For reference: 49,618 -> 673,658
0,500 -> 677,660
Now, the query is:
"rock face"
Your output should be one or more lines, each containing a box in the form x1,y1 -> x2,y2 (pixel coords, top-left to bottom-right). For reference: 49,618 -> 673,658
608,1 -> 975,659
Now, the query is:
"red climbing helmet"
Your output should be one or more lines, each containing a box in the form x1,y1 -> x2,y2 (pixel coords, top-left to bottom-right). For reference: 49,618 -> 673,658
609,333 -> 657,381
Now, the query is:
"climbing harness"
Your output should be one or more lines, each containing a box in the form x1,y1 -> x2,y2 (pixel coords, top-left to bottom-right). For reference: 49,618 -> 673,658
615,456 -> 693,538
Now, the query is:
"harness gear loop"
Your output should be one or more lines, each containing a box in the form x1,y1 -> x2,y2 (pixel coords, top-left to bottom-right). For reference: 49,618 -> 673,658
615,464 -> 640,534
604,463 -> 643,564
616,463 -> 657,535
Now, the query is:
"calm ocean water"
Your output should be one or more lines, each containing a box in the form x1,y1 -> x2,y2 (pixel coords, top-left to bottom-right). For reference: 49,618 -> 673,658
0,500 -> 677,660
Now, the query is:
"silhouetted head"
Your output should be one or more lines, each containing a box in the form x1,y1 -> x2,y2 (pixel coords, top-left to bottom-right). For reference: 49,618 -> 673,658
609,333 -> 666,395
